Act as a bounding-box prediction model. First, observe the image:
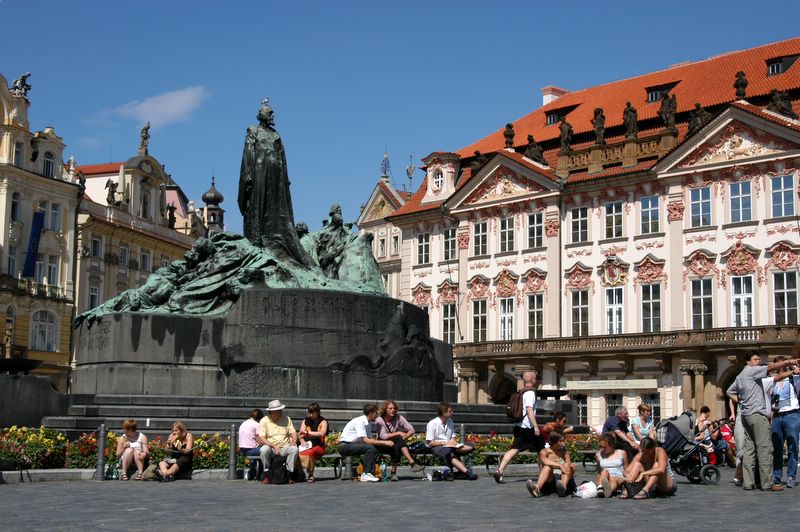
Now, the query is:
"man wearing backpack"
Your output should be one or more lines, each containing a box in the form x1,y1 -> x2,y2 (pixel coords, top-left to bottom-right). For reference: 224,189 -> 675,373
493,370 -> 541,483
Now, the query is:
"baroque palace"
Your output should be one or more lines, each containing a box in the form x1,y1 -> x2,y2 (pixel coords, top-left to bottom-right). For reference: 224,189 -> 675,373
358,38 -> 800,426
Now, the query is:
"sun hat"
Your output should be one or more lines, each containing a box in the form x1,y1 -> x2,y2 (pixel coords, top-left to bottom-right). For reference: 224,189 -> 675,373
266,400 -> 286,411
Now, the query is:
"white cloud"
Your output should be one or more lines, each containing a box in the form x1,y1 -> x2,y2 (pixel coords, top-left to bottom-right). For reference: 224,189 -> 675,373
112,86 -> 209,128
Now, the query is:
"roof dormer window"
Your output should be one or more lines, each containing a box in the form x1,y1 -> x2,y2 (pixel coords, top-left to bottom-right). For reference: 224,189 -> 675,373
768,62 -> 783,76
433,169 -> 443,189
645,82 -> 679,104
546,112 -> 560,125
766,55 -> 799,77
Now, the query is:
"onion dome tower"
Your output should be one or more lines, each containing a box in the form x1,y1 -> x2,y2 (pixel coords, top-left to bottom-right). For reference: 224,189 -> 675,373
202,175 -> 225,234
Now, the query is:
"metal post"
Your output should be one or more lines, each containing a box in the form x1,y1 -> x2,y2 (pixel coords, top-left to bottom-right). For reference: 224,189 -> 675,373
95,423 -> 106,481
459,423 -> 465,442
227,424 -> 238,480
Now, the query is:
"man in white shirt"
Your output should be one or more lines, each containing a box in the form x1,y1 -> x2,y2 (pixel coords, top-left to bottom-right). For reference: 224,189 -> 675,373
493,370 -> 540,483
770,356 -> 800,488
425,402 -> 477,480
338,403 -> 394,482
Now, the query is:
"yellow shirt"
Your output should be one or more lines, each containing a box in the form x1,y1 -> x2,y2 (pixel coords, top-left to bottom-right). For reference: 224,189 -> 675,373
258,414 -> 295,448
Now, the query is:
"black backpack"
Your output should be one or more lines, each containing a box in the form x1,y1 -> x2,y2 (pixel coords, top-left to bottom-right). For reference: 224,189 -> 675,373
506,391 -> 524,422
267,455 -> 289,485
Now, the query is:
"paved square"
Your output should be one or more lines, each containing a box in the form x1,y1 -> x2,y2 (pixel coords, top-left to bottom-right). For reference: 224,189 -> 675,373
1,468 -> 796,531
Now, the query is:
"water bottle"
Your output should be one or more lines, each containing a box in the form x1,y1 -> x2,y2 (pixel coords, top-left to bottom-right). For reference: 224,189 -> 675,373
380,462 -> 388,482
443,466 -> 451,480
111,465 -> 119,480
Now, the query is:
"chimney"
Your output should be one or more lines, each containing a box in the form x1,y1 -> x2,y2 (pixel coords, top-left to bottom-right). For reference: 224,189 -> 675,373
541,85 -> 569,106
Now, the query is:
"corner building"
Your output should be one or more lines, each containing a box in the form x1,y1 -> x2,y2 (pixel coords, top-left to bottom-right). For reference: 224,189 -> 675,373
383,38 -> 800,426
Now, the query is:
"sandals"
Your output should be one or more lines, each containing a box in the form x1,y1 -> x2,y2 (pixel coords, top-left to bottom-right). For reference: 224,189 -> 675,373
633,489 -> 652,499
306,476 -> 315,483
121,473 -> 129,481
134,472 -> 143,480
526,479 -> 541,498
493,470 -> 504,484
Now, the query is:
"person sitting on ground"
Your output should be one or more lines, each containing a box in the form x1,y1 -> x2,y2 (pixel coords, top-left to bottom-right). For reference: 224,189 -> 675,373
593,432 -> 628,497
602,406 -> 638,461
426,402 -> 478,480
630,404 -> 653,445
338,403 -> 395,482
493,370 -> 540,483
540,411 -> 574,444
526,431 -> 576,497
238,408 -> 264,480
298,402 -> 328,483
375,400 -> 425,480
115,418 -> 149,480
620,436 -> 676,499
258,399 -> 299,484
157,420 -> 193,481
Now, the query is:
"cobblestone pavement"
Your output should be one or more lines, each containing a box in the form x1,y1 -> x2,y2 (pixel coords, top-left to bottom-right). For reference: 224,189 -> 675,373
2,468 -> 797,531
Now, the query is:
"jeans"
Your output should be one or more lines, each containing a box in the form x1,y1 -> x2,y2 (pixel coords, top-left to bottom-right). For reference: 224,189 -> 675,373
772,411 -> 800,480
742,413 -> 774,489
338,441 -> 379,475
240,447 -> 263,478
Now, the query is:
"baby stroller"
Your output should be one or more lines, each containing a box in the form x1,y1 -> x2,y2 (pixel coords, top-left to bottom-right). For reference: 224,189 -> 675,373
654,411 -> 720,485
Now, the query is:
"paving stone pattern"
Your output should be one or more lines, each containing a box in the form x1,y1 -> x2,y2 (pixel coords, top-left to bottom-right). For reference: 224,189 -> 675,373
1,469 -> 796,531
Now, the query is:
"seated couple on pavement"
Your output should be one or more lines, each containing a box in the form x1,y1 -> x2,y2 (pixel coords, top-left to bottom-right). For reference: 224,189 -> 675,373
592,433 -> 675,499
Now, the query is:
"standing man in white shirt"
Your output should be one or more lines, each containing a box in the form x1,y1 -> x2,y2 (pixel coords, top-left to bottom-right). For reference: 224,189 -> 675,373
771,356 -> 800,488
493,370 -> 540,483
425,402 -> 478,480
338,403 -> 394,482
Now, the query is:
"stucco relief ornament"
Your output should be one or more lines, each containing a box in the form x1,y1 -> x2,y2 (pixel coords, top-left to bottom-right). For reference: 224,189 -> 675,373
468,277 -> 489,300
495,269 -> 518,298
519,270 -> 547,304
437,282 -> 458,306
457,232 -> 470,250
765,243 -> 798,272
725,241 -> 757,276
599,259 -> 627,287
411,285 -> 431,307
545,219 -> 559,237
667,201 -> 685,221
565,268 -> 593,295
634,257 -> 668,290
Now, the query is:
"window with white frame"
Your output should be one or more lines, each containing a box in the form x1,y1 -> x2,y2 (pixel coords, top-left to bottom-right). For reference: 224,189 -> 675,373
13,142 -> 23,167
442,302 -> 456,345
416,233 -> 430,264
49,203 -> 61,232
606,287 -> 623,335
774,271 -> 798,325
47,256 -> 59,285
571,289 -> 589,336
528,293 -> 543,339
31,310 -> 56,351
6,306 -> 14,344
443,228 -> 456,261
641,284 -> 661,333
91,237 -> 102,258
140,251 -> 151,273
89,286 -> 100,309
34,255 -> 44,283
729,181 -> 752,223
473,299 -> 487,342
640,195 -> 659,234
391,235 -> 399,255
571,207 -> 588,243
499,217 -> 515,253
546,112 -> 560,125
499,297 -> 514,340
768,61 -> 783,76
140,184 -> 152,219
528,213 -> 543,248
473,221 -> 487,256
691,278 -> 713,329
10,193 -> 20,222
642,392 -> 661,422
605,201 -> 623,239
771,175 -> 795,217
606,394 -> 623,418
118,245 -> 129,266
690,187 -> 711,227
7,246 -> 17,277
432,170 -> 443,189
573,394 -> 588,425
43,152 -> 55,178
731,275 -> 754,327
378,238 -> 386,258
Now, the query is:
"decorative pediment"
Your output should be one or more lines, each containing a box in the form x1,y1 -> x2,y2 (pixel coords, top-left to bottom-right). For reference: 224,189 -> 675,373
411,283 -> 432,307
436,280 -> 459,306
765,241 -> 800,271
680,121 -> 797,168
597,256 -> 629,287
520,268 -> 547,301
634,255 -> 668,289
493,269 -> 519,298
465,165 -> 545,205
564,262 -> 594,293
467,275 -> 490,300
721,241 -> 762,285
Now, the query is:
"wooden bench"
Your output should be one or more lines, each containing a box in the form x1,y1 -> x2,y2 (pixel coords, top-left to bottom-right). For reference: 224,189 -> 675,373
245,453 -> 344,479
480,449 -> 599,475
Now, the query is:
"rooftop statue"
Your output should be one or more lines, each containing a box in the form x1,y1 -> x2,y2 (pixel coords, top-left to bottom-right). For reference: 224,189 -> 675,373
659,92 -> 677,133
766,88 -> 798,119
9,72 -> 31,98
591,107 -> 606,145
523,134 -> 546,165
687,103 -> 714,137
734,71 -> 748,99
623,101 -> 638,139
139,122 -> 150,155
503,123 -> 515,149
558,116 -> 573,153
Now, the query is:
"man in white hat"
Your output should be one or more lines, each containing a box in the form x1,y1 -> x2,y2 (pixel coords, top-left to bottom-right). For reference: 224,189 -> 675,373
258,399 -> 299,483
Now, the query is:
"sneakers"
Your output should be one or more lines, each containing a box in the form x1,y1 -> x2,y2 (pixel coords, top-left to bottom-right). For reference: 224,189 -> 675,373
526,479 -> 541,498
733,478 -> 742,487
556,479 -> 566,497
466,472 -> 478,481
410,462 -> 425,473
360,472 -> 380,482
787,477 -> 796,488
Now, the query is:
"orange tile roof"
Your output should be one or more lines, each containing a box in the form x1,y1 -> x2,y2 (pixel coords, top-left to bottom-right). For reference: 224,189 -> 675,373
76,162 -> 123,176
730,100 -> 800,132
458,37 -> 800,156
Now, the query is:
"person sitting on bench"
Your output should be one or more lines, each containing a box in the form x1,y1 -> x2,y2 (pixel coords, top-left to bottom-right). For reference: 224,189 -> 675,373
338,403 -> 395,482
425,402 -> 478,480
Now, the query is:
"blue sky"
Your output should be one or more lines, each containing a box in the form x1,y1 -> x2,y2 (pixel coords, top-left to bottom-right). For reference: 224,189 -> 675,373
4,1 -> 800,233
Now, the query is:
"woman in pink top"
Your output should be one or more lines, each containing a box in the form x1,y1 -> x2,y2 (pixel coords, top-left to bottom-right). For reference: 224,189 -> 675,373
238,409 -> 263,480
375,400 -> 425,480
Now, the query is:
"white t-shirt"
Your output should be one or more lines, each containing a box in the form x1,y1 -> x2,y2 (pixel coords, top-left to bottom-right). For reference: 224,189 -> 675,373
519,390 -> 537,429
426,416 -> 454,442
339,415 -> 369,443
773,377 -> 800,413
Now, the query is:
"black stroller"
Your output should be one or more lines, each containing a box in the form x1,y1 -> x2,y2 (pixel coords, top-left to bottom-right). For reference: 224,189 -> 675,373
654,411 -> 720,485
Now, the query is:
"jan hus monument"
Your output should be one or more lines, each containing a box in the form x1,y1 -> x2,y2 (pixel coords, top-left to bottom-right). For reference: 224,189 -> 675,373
72,100 -> 451,400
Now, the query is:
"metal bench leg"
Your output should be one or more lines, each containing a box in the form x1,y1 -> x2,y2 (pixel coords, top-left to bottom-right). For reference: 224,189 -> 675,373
341,456 -> 354,480
334,456 -> 342,479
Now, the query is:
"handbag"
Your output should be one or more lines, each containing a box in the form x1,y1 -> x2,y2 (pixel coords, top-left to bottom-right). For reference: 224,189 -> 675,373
141,464 -> 159,481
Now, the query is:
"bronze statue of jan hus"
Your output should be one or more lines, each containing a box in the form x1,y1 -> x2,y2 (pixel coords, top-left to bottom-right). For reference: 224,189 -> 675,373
238,99 -> 314,268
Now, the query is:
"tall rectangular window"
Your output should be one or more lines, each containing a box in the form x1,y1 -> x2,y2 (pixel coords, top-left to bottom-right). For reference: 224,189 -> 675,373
571,290 -> 589,336
378,238 -> 386,258
140,251 -> 151,273
641,284 -> 661,333
606,394 -> 623,418
91,237 -> 102,258
391,235 -> 399,255
774,271 -> 798,325
571,207 -> 588,243
13,142 -> 23,167
416,233 -> 430,264
118,246 -> 129,267
499,217 -> 515,253
528,213 -> 543,248
34,254 -> 44,283
573,394 -> 588,425
442,303 -> 456,345
690,187 -> 711,227
49,203 -> 61,232
47,256 -> 59,285
473,221 -> 487,256
43,152 -> 55,178
640,195 -> 659,234
605,201 -> 623,239
606,287 -> 623,335
499,297 -> 514,340
472,299 -> 487,342
642,393 -> 661,423
772,175 -> 795,217
89,286 -> 99,309
528,293 -> 543,339
443,228 -> 456,261
731,275 -> 754,327
730,181 -> 752,223
7,246 -> 17,277
691,278 -> 713,329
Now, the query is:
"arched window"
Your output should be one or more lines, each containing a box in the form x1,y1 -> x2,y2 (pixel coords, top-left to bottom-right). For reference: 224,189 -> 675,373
43,152 -> 55,178
31,310 -> 57,351
140,184 -> 152,219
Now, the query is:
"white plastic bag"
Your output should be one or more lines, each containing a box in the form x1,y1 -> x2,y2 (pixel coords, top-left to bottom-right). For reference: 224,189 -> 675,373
574,481 -> 598,498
